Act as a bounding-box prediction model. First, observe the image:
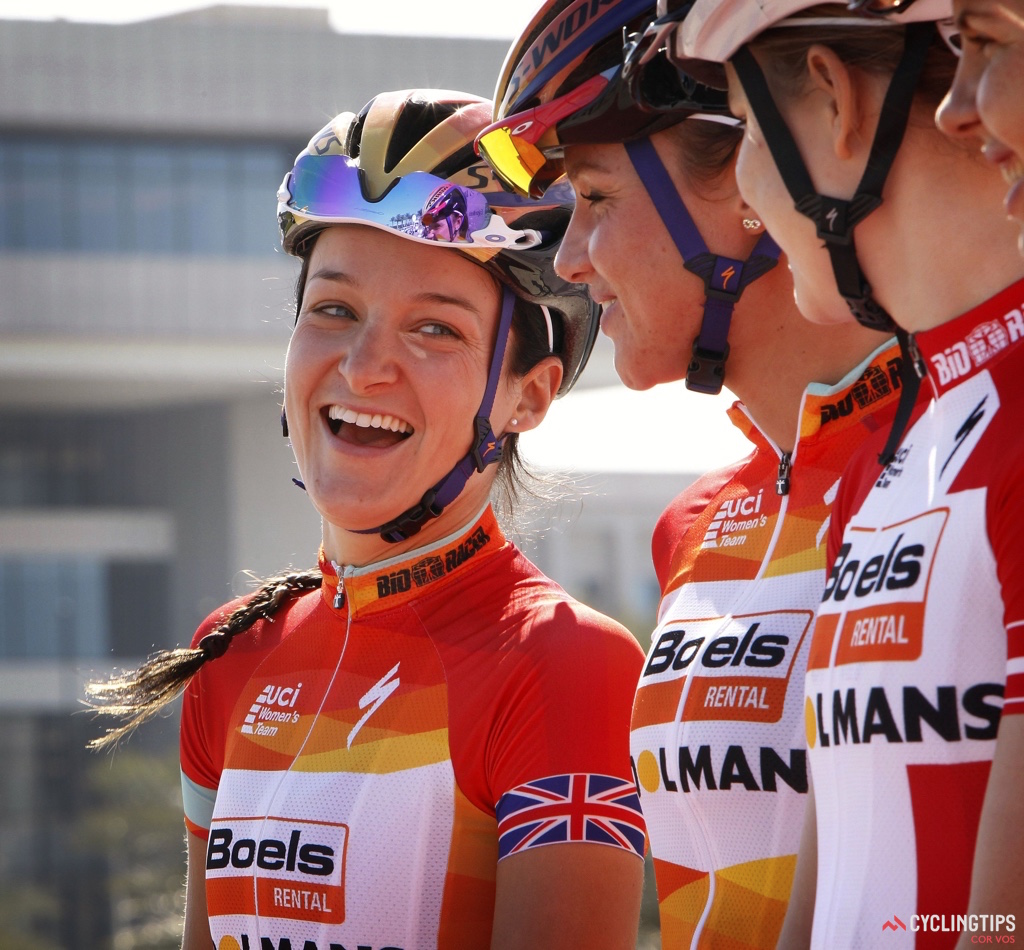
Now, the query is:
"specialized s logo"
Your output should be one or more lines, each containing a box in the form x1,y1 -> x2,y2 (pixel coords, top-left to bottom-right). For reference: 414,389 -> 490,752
205,816 -> 348,925
809,509 -> 948,669
347,662 -> 400,749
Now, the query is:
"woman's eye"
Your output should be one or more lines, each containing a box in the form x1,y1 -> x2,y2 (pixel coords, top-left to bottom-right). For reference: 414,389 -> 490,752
578,190 -> 606,204
313,303 -> 356,320
420,322 -> 458,338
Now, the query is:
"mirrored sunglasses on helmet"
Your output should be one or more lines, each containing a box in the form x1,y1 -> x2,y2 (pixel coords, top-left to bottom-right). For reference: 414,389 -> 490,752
474,73 -> 611,199
278,153 -> 542,250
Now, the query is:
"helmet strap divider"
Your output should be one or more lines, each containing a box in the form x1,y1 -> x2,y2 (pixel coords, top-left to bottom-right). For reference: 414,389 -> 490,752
625,136 -> 780,394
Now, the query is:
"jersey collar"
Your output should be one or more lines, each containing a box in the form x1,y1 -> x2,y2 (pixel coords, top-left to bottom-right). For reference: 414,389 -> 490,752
728,338 -> 903,449
913,276 -> 1024,399
319,506 -> 506,617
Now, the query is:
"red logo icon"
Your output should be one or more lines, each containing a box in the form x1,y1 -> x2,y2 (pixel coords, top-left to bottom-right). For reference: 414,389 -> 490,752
882,915 -> 907,931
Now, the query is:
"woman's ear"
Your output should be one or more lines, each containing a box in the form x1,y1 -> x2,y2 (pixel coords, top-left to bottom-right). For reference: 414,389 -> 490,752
507,356 -> 563,434
806,43 -> 879,162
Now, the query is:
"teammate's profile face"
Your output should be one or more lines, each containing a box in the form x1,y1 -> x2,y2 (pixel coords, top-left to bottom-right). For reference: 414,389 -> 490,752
725,61 -> 872,327
284,225 -> 519,558
554,137 -> 764,391
939,0 -> 1024,256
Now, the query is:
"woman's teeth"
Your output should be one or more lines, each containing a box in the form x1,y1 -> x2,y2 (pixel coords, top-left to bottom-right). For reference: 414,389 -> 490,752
327,405 -> 412,434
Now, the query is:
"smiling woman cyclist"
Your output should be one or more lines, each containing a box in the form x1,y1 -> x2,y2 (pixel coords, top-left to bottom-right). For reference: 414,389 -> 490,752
87,89 -> 647,950
937,0 -> 1024,256
676,0 -> 1024,945
474,1 -> 910,946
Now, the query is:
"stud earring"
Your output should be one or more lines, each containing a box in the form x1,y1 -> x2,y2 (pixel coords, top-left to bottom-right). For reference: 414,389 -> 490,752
510,419 -> 519,427
743,218 -> 763,231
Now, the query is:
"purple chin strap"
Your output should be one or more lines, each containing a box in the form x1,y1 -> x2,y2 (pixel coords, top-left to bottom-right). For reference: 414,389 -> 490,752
624,137 -> 781,395
354,285 -> 516,544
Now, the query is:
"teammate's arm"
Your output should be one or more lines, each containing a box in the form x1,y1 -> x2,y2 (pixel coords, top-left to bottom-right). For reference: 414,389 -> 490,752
777,785 -> 817,949
956,714 -> 1024,948
182,830 -> 214,950
491,843 -> 643,949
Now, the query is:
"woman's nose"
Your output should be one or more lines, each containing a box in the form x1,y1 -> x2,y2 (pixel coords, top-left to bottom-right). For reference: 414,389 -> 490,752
554,209 -> 594,285
336,321 -> 400,392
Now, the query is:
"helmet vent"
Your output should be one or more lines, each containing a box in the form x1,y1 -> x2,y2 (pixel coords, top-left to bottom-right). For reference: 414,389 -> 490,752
431,143 -> 478,182
346,107 -> 368,160
384,97 -> 463,174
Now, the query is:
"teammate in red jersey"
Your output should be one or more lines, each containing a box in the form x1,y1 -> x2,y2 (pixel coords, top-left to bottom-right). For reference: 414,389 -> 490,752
677,0 -> 1024,945
476,2 -> 906,946
87,89 -> 646,949
938,0 -> 1024,256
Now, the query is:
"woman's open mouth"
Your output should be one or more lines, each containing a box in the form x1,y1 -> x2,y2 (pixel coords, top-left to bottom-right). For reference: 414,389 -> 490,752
324,405 -> 414,448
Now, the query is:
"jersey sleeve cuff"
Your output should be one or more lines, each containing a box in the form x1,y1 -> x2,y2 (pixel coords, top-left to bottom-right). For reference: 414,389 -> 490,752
181,769 -> 217,839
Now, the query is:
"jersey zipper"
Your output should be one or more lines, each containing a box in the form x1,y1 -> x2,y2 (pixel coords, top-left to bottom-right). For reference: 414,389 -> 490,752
776,451 -> 792,496
330,560 -> 346,609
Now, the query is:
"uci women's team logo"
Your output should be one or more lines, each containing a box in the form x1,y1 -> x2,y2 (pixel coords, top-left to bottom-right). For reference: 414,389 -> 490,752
701,490 -> 767,549
241,682 -> 303,736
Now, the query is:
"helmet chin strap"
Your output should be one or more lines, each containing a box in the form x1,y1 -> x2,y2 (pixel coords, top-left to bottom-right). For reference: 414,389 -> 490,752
624,137 -> 781,395
730,23 -> 932,334
730,23 -> 934,465
355,286 -> 516,544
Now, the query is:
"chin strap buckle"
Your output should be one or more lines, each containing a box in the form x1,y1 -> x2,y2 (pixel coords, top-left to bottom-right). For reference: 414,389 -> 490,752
687,342 -> 730,395
377,489 -> 443,544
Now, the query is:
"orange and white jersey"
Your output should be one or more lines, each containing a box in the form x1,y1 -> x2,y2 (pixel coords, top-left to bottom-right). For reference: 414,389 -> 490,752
807,279 -> 1024,948
180,507 -> 645,950
630,343 -> 902,948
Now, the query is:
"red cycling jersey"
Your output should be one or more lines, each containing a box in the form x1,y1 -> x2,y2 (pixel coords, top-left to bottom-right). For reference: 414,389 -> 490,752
180,507 -> 645,950
809,278 -> 1024,948
630,343 -> 901,948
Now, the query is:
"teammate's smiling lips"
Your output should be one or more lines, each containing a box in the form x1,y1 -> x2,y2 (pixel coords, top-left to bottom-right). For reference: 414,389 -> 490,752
324,404 -> 414,445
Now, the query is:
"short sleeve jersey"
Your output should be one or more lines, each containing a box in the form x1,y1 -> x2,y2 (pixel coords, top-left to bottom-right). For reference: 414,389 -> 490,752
179,507 -> 646,950
807,279 -> 1024,948
629,343 -> 902,948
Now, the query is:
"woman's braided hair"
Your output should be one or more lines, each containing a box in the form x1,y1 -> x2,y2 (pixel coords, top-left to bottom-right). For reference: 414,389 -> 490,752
85,569 -> 322,750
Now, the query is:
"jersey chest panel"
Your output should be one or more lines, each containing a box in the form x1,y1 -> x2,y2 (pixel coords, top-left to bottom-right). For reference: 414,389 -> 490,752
632,455 -> 834,948
806,370 -> 1006,947
206,608 -> 491,950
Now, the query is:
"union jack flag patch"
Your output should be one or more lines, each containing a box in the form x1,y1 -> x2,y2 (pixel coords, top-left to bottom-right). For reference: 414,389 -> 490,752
496,773 -> 646,859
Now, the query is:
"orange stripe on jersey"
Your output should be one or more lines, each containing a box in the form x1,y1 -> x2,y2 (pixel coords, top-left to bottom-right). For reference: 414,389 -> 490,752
654,856 -> 795,950
438,785 -> 497,948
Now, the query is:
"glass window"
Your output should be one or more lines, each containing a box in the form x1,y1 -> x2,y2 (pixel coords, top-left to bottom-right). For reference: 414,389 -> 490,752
0,558 -> 107,658
239,150 -> 286,256
18,143 -> 67,251
0,135 -> 292,256
130,145 -> 178,253
72,144 -> 122,252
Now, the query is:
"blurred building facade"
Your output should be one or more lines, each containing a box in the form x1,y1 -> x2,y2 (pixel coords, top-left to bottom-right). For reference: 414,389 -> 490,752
0,7 -> 694,946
